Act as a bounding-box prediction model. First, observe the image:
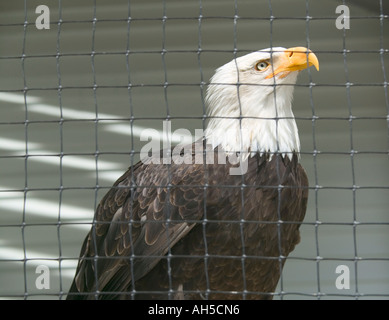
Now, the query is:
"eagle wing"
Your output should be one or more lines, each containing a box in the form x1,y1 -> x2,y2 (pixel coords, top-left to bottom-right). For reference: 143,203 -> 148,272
68,143 -> 308,300
68,144 -> 207,299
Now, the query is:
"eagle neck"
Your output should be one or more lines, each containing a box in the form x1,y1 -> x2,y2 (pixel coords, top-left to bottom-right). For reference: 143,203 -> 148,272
204,86 -> 301,161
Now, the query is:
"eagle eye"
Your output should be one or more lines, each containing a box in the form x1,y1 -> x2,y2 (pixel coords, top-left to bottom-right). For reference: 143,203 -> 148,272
255,60 -> 270,72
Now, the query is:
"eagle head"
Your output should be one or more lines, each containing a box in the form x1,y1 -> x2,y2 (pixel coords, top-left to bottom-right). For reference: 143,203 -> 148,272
205,47 -> 319,160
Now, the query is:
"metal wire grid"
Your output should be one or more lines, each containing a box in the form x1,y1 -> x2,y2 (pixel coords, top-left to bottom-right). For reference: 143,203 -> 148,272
0,0 -> 388,299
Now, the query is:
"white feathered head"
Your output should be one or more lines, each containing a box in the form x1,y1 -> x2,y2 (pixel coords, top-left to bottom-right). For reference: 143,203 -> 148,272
205,46 -> 319,160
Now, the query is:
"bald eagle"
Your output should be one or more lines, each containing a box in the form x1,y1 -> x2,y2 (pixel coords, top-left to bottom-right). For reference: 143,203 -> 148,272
67,47 -> 319,300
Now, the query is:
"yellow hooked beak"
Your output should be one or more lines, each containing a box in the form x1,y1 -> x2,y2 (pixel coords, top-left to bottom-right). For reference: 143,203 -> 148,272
265,47 -> 319,79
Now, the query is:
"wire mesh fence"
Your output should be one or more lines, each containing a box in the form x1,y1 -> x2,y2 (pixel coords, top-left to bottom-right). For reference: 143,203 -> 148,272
0,0 -> 388,299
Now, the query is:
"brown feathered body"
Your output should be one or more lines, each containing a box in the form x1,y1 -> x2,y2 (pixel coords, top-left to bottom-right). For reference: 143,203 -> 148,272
67,141 -> 308,300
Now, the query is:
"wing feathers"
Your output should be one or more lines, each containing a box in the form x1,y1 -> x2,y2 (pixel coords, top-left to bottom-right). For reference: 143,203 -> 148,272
68,146 -> 308,300
70,143 -> 207,297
